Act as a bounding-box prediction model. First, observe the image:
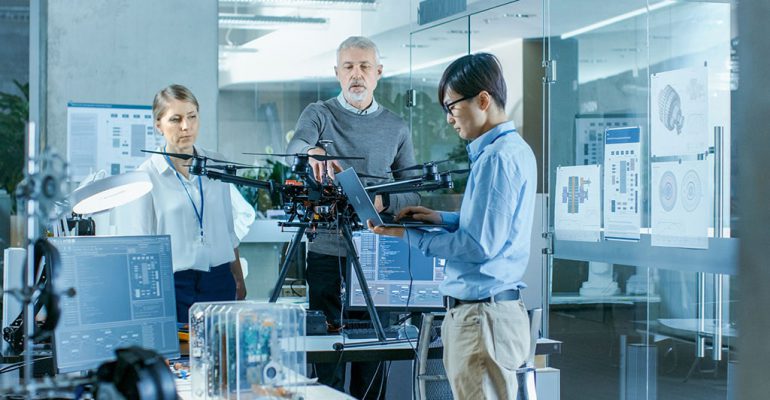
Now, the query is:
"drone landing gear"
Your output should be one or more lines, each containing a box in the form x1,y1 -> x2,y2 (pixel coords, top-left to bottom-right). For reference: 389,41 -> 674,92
268,222 -> 388,342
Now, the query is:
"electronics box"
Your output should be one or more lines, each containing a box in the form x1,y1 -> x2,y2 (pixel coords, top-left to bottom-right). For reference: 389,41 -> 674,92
189,301 -> 306,399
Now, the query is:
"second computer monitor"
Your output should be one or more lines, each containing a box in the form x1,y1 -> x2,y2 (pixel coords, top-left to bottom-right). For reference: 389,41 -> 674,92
347,231 -> 445,311
49,235 -> 180,373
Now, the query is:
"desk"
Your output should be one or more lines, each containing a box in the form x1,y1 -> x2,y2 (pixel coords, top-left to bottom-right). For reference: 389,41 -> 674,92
306,336 -> 562,364
176,380 -> 354,400
551,293 -> 661,305
658,318 -> 737,338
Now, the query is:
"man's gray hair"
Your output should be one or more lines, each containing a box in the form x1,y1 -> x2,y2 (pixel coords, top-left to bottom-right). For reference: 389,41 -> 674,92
336,36 -> 381,65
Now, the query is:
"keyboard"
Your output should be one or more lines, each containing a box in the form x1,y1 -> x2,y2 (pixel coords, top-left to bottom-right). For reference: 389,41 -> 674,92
343,326 -> 401,339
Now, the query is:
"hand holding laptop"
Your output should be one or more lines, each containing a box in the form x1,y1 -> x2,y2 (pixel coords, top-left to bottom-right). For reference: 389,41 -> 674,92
396,206 -> 442,224
368,206 -> 442,237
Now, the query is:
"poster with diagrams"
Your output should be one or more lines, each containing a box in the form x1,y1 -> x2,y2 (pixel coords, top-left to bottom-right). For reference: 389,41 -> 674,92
603,127 -> 641,241
67,102 -> 162,182
555,165 -> 601,242
650,66 -> 709,157
651,160 -> 709,249
574,114 -> 645,166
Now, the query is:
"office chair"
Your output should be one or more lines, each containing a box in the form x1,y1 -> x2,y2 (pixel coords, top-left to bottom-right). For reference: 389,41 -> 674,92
414,313 -> 453,400
414,308 -> 543,400
517,308 -> 543,400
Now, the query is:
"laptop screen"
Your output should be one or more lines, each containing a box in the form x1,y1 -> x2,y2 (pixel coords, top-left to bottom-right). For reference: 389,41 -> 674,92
337,167 -> 384,226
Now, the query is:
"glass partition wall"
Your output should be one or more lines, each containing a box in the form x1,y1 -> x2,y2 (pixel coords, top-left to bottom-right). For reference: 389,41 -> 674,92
546,1 -> 736,399
215,1 -> 739,397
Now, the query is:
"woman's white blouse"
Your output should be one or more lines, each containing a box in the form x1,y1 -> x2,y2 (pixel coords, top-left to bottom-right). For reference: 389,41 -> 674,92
113,146 -> 239,273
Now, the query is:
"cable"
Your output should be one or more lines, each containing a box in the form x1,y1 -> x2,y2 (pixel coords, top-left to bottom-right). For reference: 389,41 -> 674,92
403,228 -> 418,357
0,356 -> 53,375
361,360 -> 384,400
376,361 -> 392,400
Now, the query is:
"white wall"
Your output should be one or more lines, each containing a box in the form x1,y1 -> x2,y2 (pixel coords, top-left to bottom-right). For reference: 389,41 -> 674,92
45,0 -> 219,152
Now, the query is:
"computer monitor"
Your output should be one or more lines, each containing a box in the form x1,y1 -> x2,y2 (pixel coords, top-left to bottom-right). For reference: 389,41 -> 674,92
48,235 -> 180,373
347,231 -> 445,311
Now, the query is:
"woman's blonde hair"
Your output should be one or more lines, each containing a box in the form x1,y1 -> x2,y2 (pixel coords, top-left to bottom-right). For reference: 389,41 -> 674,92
152,84 -> 199,122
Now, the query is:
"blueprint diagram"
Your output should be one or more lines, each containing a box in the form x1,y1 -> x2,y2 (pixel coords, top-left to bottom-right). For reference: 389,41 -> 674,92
651,66 -> 710,157
651,160 -> 709,249
603,127 -> 641,241
555,165 -> 601,242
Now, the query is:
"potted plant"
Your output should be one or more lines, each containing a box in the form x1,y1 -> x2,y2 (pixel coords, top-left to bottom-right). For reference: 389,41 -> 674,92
0,80 -> 28,246
239,159 -> 290,217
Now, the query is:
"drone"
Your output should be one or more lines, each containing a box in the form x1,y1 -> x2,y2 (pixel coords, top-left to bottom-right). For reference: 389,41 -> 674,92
145,147 -> 467,338
365,159 -> 470,195
145,148 -> 468,234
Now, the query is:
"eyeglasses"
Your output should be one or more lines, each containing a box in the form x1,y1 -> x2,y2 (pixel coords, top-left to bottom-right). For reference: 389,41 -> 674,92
442,94 -> 477,116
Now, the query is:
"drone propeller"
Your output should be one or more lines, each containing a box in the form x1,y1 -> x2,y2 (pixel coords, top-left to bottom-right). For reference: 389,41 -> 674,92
389,159 -> 453,174
244,152 -> 364,161
183,164 -> 270,172
142,149 -> 194,160
142,149 -> 246,165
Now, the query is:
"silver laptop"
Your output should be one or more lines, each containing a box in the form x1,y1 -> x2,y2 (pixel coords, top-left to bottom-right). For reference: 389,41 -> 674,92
337,168 -> 446,228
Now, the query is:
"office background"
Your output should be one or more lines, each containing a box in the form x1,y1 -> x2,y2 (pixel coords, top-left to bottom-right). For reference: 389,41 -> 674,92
1,1 -> 768,399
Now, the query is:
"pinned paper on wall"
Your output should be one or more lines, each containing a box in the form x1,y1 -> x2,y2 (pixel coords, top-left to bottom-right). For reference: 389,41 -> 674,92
67,102 -> 162,182
603,127 -> 642,241
651,66 -> 709,157
651,160 -> 710,249
555,165 -> 601,242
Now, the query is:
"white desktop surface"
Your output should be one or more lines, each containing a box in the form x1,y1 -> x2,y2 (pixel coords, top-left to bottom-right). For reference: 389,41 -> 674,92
176,379 -> 354,400
308,335 -> 418,351
551,293 -> 661,305
658,318 -> 737,338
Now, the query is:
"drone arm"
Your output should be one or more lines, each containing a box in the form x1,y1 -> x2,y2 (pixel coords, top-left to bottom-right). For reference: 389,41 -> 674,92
364,177 -> 423,194
203,170 -> 274,192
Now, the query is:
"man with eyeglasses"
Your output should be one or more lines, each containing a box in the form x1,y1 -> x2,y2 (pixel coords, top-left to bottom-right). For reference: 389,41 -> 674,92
370,52 -> 536,399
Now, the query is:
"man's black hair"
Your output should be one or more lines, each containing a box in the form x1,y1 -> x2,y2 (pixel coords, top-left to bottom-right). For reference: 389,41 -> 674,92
438,52 -> 507,110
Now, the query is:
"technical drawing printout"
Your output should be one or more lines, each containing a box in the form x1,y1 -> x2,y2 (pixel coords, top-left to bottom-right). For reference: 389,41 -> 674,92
67,103 -> 163,182
603,127 -> 641,241
555,165 -> 601,242
650,66 -> 709,157
651,160 -> 709,249
574,115 -> 645,166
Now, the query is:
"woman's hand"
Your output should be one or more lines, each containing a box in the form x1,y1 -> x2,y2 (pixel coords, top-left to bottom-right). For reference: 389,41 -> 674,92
231,248 -> 247,300
235,280 -> 247,300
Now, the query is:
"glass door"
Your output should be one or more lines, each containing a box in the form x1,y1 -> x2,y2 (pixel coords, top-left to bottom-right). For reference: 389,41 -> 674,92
409,16 -> 470,211
545,1 -> 737,399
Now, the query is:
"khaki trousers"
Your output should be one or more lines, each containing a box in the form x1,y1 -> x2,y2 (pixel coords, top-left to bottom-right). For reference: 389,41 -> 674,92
442,299 -> 530,400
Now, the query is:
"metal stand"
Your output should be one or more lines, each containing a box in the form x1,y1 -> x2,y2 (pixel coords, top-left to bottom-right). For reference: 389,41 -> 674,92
268,225 -> 306,303
268,220 -> 387,342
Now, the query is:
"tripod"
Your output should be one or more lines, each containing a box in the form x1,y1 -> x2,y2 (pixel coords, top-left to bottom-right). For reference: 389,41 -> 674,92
268,218 -> 388,341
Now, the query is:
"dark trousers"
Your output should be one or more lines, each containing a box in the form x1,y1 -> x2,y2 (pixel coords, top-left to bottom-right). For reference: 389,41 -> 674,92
306,251 -> 388,400
174,262 -> 236,323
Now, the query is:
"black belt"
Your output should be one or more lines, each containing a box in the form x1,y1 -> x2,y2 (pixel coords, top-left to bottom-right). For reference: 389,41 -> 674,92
443,289 -> 520,309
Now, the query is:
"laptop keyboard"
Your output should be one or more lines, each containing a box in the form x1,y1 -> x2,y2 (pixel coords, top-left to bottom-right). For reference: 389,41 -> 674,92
343,326 -> 401,339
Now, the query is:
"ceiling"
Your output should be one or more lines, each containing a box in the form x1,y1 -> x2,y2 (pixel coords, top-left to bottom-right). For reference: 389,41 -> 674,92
218,0 -> 732,88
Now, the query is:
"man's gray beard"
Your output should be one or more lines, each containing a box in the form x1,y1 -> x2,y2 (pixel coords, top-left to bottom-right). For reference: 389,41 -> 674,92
346,89 -> 368,103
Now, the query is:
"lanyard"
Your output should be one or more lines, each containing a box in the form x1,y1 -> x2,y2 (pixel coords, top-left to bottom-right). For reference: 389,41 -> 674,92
163,146 -> 205,243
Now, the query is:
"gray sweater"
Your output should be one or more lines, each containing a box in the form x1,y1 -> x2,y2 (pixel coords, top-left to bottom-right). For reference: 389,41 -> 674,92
286,97 -> 420,256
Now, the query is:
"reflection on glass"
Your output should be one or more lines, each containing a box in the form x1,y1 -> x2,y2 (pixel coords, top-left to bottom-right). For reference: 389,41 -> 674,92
548,1 -> 735,399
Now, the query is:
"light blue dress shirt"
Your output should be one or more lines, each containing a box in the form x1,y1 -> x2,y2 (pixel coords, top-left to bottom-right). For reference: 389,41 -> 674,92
408,121 -> 537,300
336,92 -> 379,115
